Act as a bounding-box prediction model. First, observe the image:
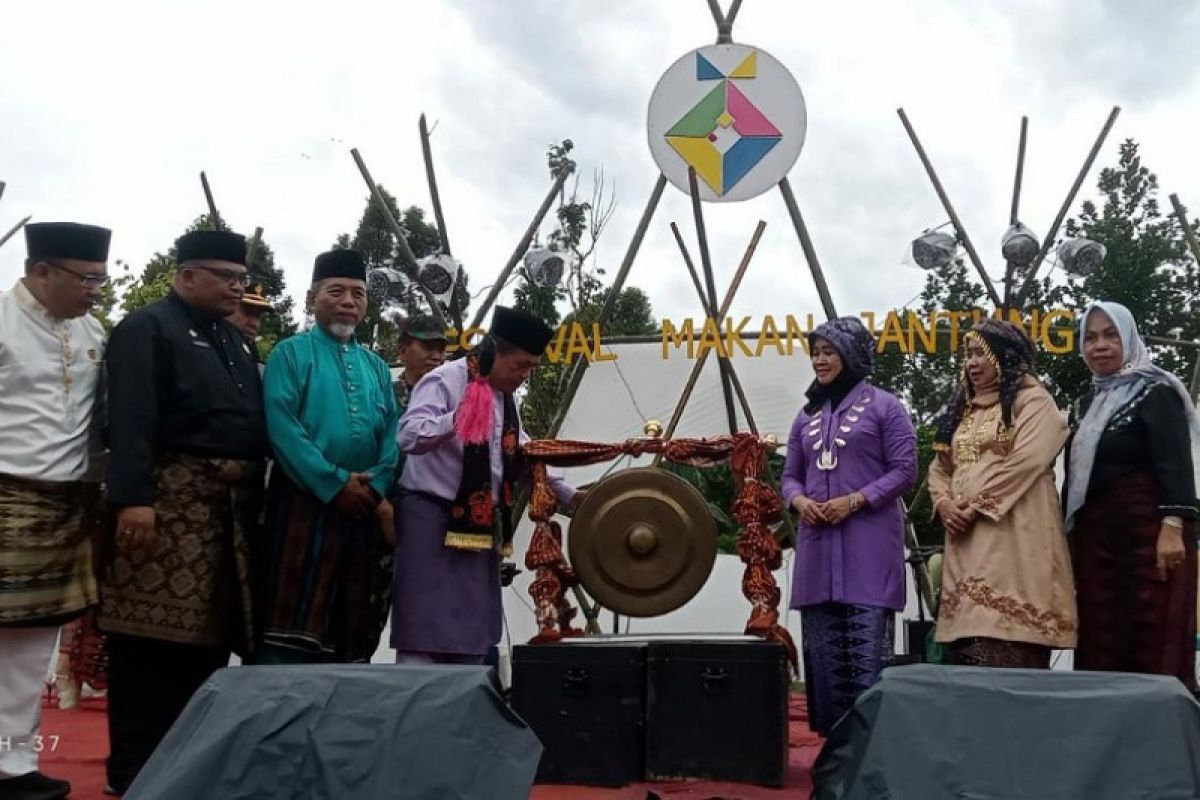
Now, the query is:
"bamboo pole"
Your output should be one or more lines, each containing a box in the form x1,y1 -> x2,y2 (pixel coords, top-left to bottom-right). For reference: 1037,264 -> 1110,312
0,215 -> 30,251
468,167 -> 574,331
199,171 -> 222,229
419,114 -> 465,332
778,178 -> 838,320
1168,193 -> 1200,398
539,174 -> 668,442
669,221 -> 760,435
349,148 -> 448,329
652,221 -> 766,467
1015,106 -> 1121,306
1002,116 -> 1029,309
687,167 -> 741,434
896,108 -> 1002,307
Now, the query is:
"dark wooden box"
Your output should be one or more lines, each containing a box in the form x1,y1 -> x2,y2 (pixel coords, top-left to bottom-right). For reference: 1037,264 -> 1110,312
510,640 -> 647,786
644,638 -> 790,787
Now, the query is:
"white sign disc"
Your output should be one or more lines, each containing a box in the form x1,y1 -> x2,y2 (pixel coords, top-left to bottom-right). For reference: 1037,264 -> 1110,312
647,43 -> 807,202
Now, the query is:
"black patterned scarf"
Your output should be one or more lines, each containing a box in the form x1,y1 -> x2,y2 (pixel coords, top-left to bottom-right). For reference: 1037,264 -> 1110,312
446,347 -> 521,551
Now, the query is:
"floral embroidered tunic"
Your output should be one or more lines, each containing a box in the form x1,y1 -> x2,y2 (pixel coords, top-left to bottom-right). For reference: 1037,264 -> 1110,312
928,380 -> 1078,648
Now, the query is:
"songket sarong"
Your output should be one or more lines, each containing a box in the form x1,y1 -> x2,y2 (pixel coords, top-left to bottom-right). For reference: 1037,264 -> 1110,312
1071,472 -> 1198,689
98,452 -> 263,655
801,602 -> 895,735
0,474 -> 97,626
255,469 -> 392,662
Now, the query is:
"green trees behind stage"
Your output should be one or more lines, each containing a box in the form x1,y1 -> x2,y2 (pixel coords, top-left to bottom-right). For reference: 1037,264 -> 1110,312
874,138 -> 1200,547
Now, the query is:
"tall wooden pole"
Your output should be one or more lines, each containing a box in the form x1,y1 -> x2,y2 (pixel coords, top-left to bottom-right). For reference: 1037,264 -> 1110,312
419,114 -> 464,332
896,108 -> 1001,307
1002,116 -> 1029,308
688,167 -> 741,434
1169,193 -> 1200,399
652,221 -> 766,466
199,171 -> 222,229
540,175 -> 668,442
669,221 -> 760,435
349,148 -> 448,329
1014,106 -> 1121,306
469,167 -> 574,331
778,178 -> 837,319
0,215 -> 30,251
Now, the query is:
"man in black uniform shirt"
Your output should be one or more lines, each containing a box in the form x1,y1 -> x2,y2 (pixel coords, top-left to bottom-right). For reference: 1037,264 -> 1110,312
99,229 -> 268,795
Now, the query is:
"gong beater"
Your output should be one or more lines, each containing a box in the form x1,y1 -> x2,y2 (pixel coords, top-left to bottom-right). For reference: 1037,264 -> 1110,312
568,467 -> 717,617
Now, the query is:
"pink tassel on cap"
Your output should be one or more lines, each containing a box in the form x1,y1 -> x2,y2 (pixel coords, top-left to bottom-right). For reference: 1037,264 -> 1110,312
455,376 -> 494,444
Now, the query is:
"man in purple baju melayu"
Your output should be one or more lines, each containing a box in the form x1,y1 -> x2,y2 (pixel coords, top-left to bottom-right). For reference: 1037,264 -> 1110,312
391,306 -> 579,664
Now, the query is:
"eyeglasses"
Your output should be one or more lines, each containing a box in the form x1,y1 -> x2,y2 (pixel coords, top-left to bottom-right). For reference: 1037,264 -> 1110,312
47,261 -> 110,288
187,265 -> 252,287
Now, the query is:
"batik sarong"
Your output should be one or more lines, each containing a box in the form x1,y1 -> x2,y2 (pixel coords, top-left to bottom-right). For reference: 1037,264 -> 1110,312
98,452 -> 263,655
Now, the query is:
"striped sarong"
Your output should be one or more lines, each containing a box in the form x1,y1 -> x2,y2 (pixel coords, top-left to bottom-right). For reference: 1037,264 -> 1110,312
255,469 -> 392,662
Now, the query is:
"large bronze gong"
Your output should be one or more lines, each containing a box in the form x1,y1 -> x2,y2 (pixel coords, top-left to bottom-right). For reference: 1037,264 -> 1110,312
568,467 -> 718,617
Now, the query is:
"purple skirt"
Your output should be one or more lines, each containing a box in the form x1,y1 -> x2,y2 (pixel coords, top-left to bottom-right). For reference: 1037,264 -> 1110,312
390,491 -> 502,657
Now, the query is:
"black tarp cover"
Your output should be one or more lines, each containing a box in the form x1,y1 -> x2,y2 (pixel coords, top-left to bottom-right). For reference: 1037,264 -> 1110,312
125,664 -> 542,800
813,664 -> 1200,800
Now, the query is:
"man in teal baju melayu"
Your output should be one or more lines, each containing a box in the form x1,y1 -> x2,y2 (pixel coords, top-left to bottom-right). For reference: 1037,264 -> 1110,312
255,249 -> 398,663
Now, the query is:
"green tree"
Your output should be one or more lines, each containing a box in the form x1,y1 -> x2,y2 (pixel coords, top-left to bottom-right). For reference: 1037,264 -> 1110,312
1040,139 -> 1200,398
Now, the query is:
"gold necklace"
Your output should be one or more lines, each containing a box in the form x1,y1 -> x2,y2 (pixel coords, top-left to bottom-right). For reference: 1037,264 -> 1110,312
955,404 -> 1000,464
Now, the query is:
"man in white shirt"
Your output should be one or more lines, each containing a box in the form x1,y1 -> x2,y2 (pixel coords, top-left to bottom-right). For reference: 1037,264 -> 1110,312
0,221 -> 110,800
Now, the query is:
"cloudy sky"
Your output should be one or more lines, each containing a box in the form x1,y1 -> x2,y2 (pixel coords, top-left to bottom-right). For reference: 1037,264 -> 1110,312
3,0 -> 1199,327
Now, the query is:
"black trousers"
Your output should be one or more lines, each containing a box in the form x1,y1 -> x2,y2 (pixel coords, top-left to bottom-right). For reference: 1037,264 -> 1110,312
105,634 -> 230,793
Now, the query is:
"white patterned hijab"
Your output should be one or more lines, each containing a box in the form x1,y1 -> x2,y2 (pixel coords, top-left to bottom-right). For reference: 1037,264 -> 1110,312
1064,301 -> 1200,532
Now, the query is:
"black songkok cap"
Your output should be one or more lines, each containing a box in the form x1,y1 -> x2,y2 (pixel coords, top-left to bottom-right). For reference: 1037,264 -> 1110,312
176,230 -> 247,265
489,305 -> 555,356
25,222 -> 112,262
312,249 -> 366,283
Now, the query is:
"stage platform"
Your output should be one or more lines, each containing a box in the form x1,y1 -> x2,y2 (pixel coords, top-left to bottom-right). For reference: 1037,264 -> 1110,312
39,695 -> 820,799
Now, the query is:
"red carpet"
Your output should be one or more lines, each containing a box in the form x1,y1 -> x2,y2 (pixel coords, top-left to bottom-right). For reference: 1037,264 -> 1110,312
39,696 -> 820,799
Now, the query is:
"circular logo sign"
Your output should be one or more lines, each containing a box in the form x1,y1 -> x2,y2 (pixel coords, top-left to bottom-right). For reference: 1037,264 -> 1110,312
647,44 -> 807,203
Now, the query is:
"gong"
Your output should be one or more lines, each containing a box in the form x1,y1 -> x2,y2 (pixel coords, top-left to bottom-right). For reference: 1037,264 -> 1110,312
568,467 -> 718,617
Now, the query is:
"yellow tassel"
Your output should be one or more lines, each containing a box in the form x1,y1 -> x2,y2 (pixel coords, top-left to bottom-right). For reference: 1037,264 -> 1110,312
444,531 -> 494,551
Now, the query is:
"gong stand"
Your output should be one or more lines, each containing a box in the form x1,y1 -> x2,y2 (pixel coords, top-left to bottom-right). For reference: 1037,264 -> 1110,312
0,179 -> 29,252
522,432 -> 799,670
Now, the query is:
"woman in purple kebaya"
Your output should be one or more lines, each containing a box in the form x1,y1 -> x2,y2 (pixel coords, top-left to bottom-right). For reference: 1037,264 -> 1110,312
781,316 -> 917,735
